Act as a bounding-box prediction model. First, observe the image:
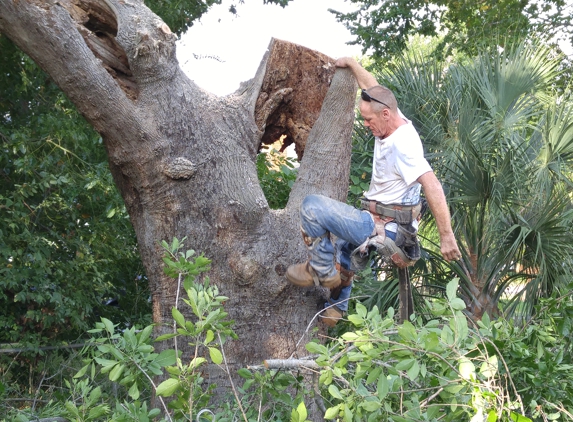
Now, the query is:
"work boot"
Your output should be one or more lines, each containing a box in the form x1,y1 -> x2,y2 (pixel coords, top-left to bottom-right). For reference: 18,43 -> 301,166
286,262 -> 341,289
330,263 -> 355,300
321,305 -> 344,327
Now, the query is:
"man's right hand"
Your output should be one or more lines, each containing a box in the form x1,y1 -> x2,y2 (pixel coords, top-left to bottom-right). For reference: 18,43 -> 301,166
334,57 -> 378,89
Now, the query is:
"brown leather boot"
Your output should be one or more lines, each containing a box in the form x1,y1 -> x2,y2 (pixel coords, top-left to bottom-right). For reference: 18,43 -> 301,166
330,263 -> 355,300
321,305 -> 344,327
286,262 -> 341,289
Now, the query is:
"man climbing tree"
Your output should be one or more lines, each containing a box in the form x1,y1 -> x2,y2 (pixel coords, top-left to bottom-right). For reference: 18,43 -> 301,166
286,57 -> 461,326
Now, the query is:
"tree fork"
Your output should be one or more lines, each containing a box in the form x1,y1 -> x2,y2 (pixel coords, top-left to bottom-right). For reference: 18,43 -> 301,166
0,1 -> 359,413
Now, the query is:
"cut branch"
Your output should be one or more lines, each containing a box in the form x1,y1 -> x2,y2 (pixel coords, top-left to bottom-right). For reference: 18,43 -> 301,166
255,359 -> 320,370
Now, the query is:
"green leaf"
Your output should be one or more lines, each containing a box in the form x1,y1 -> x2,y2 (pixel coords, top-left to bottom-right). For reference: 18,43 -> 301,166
459,357 -> 475,380
172,307 -> 186,328
108,363 -> 125,382
209,347 -> 223,364
341,332 -> 359,342
101,317 -> 115,335
395,358 -> 415,371
155,333 -> 178,342
123,327 -> 137,347
74,363 -> 90,379
328,384 -> 344,400
237,368 -> 252,379
356,302 -> 367,317
407,360 -> 420,380
205,329 -> 215,344
138,325 -> 154,345
154,349 -> 177,367
156,378 -> 180,397
128,382 -> 140,400
296,402 -> 307,421
320,370 -> 333,386
324,405 -> 340,420
480,355 -> 498,378
536,340 -> 544,359
305,342 -> 327,354
88,386 -> 102,405
450,298 -> 466,310
137,344 -> 153,353
487,410 -> 498,422
343,403 -> 353,421
377,374 -> 388,400
361,401 -> 381,411
366,366 -> 382,384
446,278 -> 459,302
94,357 -> 118,371
397,320 -> 417,342
88,405 -> 109,420
189,357 -> 207,369
347,314 -> 365,326
453,311 -> 469,340
510,412 -> 533,422
444,384 -> 464,394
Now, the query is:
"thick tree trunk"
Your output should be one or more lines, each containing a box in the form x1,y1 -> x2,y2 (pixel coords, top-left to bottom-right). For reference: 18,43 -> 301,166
0,0 -> 357,409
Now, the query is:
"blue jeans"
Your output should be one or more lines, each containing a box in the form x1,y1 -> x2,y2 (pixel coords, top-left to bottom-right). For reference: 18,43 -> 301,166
300,194 -> 396,312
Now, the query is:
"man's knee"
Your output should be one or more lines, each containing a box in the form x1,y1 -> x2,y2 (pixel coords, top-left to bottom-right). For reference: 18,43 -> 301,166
301,194 -> 326,212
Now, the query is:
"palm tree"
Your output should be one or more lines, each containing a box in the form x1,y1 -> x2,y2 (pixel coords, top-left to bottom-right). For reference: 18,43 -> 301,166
357,40 -> 573,319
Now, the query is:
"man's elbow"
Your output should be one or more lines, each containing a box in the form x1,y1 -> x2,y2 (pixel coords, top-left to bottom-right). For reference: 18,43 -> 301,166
417,171 -> 438,186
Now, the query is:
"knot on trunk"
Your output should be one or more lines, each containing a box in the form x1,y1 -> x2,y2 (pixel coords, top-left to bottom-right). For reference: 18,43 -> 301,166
163,157 -> 196,180
134,27 -> 176,59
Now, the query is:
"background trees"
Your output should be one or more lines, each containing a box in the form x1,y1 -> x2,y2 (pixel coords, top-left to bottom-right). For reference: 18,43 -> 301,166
330,0 -> 573,58
0,36 -> 147,348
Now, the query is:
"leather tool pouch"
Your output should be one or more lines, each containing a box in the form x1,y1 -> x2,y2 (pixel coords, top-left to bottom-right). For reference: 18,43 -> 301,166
395,223 -> 421,261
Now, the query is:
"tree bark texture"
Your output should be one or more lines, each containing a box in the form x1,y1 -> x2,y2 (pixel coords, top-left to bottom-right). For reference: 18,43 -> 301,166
0,0 -> 357,394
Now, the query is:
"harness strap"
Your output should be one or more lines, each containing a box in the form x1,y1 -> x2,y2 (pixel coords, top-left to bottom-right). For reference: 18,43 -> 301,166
301,227 -> 329,251
360,198 -> 422,224
357,213 -> 393,255
307,263 -> 321,287
355,211 -> 419,268
335,263 -> 354,287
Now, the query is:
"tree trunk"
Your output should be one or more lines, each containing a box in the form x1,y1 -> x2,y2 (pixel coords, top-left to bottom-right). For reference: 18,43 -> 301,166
0,0 -> 357,403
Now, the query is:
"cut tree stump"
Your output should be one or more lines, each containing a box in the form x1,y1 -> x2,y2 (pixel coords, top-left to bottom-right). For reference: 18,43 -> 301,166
255,38 -> 337,158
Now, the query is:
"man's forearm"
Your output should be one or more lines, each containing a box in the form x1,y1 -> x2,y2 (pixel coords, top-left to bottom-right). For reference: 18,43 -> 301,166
420,173 -> 453,236
335,57 -> 378,89
418,171 -> 461,261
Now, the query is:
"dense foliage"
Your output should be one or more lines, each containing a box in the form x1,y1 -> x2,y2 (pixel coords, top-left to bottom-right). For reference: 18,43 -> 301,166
0,36 -> 148,351
5,250 -> 573,421
329,0 -> 572,59
256,148 -> 298,209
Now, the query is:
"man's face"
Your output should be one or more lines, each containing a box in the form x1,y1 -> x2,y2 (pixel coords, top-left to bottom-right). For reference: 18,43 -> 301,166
359,101 -> 389,138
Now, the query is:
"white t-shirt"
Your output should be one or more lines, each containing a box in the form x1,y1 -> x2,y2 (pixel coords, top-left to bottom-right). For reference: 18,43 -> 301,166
364,117 -> 432,233
364,117 -> 432,206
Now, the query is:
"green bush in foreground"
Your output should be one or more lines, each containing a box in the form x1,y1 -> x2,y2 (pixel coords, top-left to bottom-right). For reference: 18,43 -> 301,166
311,280 -> 573,421
4,240 -> 573,421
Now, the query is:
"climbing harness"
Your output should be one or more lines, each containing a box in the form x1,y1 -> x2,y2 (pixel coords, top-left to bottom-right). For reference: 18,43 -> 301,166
353,199 -> 424,269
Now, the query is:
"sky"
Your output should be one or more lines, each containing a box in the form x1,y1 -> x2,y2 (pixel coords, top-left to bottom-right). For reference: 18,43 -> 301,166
176,0 -> 362,96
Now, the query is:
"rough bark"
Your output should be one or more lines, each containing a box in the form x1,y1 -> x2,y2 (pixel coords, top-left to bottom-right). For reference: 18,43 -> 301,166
0,0 -> 357,411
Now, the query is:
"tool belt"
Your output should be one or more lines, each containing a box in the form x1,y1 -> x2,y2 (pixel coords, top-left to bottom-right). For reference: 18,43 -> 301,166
360,198 -> 422,224
354,198 -> 422,268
